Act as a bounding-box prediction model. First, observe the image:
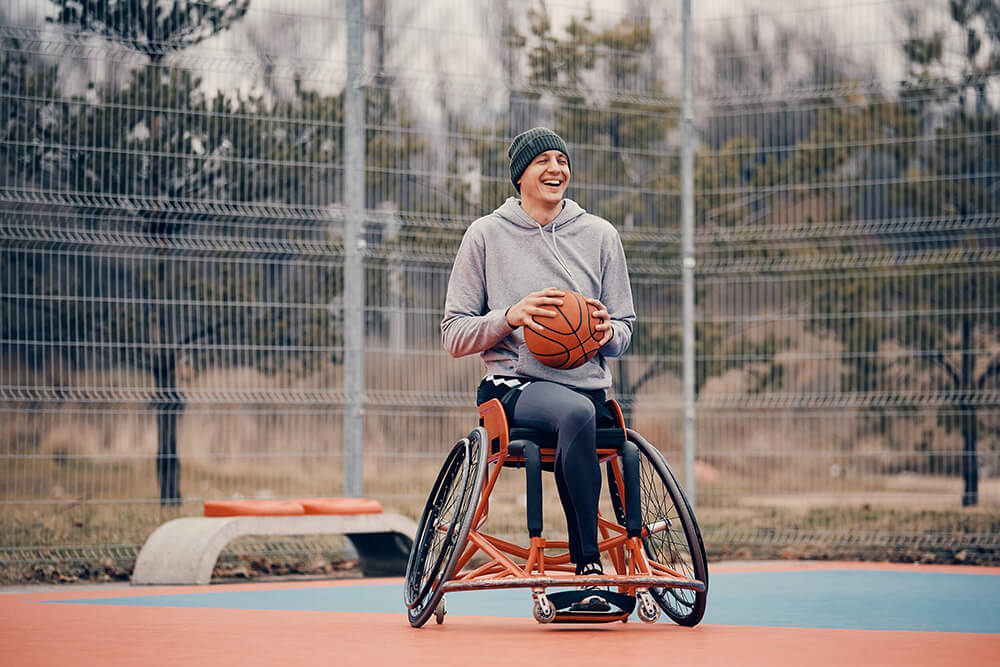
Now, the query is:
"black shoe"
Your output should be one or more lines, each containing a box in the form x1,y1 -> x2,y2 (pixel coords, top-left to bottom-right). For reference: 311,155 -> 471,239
575,561 -> 603,577
570,561 -> 611,613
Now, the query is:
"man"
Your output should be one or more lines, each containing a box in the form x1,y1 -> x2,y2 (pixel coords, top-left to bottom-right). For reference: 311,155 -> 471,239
441,127 -> 636,611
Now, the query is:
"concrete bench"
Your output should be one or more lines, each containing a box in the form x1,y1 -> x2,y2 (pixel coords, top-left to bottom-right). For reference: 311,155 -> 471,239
132,498 -> 417,585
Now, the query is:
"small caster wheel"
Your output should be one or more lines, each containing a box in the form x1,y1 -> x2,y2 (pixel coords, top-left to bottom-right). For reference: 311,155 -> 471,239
435,598 -> 446,625
532,593 -> 555,624
636,591 -> 660,624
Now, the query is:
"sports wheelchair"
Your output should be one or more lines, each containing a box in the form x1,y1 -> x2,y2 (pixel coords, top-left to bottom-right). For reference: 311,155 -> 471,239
404,397 -> 708,627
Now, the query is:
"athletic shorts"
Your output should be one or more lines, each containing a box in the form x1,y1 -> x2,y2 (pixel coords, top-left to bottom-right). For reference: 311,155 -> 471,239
475,375 -> 616,428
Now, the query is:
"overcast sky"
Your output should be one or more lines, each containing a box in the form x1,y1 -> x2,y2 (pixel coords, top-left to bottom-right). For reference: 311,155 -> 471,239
4,1 -> 992,125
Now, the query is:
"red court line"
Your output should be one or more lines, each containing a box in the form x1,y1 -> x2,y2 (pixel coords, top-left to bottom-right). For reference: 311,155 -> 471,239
1,602 -> 996,667
8,561 -> 994,603
3,560 -> 994,609
2,576 -> 402,601
708,561 -> 1000,575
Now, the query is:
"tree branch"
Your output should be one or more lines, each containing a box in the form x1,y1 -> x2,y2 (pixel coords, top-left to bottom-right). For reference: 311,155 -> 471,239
932,352 -> 961,387
978,358 -> 1000,390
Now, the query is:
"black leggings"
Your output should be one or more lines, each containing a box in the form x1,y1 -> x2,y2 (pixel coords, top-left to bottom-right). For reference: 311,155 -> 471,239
512,381 -> 601,565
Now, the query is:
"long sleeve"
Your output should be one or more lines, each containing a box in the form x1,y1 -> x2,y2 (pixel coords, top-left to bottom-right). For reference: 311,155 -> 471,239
598,230 -> 635,359
441,228 -> 514,358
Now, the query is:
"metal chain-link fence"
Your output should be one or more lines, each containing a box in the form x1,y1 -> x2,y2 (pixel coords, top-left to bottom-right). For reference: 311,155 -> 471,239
1,0 -> 997,580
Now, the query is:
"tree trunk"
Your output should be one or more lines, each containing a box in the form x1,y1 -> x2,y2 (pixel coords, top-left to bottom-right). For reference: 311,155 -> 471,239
961,405 -> 979,507
960,309 -> 978,506
153,354 -> 183,505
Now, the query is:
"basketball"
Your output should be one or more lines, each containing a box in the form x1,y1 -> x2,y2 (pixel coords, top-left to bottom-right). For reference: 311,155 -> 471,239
524,290 -> 604,370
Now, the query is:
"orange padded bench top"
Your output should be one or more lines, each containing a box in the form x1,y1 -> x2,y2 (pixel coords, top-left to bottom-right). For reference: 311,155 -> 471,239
204,498 -> 384,518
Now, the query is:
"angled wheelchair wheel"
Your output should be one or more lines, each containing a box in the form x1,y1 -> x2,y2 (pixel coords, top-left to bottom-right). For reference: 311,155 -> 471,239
404,426 -> 487,628
608,429 -> 708,626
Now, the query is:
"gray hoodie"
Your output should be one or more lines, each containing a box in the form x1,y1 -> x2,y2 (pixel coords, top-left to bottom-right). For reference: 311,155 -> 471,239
441,197 -> 635,390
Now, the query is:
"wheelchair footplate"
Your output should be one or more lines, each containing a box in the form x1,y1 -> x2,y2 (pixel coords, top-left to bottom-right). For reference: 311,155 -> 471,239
440,573 -> 705,625
542,589 -> 635,624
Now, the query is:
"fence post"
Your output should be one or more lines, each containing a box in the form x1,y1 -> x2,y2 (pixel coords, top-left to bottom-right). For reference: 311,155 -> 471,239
344,0 -> 365,497
680,0 -> 696,507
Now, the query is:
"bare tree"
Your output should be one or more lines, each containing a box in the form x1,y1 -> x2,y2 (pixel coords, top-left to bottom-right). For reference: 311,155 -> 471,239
45,0 -> 252,504
47,0 -> 250,63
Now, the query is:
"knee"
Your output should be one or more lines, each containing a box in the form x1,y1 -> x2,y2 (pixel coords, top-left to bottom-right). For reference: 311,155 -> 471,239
560,395 -> 596,434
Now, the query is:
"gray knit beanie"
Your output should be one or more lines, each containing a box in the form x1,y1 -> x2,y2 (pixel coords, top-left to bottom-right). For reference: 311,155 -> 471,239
508,127 -> 570,193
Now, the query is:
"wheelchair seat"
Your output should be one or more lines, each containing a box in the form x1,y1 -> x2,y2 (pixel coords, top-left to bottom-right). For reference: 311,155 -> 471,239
484,394 -> 629,466
507,426 -> 627,450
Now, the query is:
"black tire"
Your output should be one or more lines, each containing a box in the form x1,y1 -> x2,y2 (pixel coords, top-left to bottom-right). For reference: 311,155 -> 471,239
404,426 -> 487,627
607,429 -> 708,626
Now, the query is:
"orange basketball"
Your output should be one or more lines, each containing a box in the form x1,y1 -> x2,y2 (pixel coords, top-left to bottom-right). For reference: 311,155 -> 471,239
524,290 -> 604,370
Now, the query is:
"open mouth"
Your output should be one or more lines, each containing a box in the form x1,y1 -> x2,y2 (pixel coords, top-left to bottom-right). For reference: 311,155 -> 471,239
542,180 -> 562,187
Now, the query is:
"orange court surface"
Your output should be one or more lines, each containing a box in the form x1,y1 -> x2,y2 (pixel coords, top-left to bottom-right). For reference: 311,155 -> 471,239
2,561 -> 998,667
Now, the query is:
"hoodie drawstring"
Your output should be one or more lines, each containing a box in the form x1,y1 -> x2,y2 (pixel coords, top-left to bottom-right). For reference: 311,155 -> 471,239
537,222 -> 574,280
550,223 -> 574,279
499,196 -> 582,283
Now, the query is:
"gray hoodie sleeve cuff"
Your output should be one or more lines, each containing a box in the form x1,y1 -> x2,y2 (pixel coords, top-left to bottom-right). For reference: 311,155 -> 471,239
490,307 -> 515,335
601,320 -> 631,358
441,306 -> 515,358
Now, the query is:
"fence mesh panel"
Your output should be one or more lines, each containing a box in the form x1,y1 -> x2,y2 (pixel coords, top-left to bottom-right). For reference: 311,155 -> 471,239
1,0 -> 997,579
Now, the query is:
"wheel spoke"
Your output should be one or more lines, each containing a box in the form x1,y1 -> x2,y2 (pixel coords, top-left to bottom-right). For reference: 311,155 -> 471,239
405,441 -> 468,609
608,431 -> 708,626
638,454 -> 698,613
418,446 -> 466,595
405,428 -> 488,628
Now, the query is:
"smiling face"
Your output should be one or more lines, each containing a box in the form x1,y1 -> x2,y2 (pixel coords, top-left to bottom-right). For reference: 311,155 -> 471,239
517,149 -> 570,208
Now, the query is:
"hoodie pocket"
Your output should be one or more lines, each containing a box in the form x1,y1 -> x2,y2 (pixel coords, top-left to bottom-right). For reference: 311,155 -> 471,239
513,340 -> 549,379
515,338 -> 607,388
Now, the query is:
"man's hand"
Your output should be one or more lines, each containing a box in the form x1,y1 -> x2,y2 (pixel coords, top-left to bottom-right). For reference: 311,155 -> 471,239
585,297 -> 614,346
505,288 -> 565,332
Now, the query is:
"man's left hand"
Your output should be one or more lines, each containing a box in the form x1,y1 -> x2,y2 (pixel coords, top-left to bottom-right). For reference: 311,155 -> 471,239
585,297 -> 614,347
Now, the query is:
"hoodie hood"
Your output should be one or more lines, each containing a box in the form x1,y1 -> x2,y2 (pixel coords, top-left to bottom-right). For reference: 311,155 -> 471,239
494,197 -> 586,280
494,197 -> 586,231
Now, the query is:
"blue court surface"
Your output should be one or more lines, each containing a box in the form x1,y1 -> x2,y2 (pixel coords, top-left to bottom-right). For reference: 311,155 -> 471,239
40,566 -> 1000,634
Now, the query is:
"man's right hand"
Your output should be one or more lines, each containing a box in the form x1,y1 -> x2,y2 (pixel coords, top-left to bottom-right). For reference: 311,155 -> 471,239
505,288 -> 565,332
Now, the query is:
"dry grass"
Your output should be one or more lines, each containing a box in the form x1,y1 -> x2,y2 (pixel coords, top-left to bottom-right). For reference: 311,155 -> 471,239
2,347 -> 999,582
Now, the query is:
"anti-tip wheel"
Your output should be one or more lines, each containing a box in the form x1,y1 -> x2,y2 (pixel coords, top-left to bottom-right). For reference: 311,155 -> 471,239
637,591 -> 660,624
532,594 -> 555,624
434,598 -> 446,624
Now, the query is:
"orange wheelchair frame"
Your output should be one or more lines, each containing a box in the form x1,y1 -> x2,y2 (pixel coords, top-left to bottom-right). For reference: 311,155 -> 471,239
404,398 -> 708,628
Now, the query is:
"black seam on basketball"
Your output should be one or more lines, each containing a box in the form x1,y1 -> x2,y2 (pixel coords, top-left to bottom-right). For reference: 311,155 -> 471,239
572,293 -> 588,348
584,300 -> 601,341
562,293 -> 588,350
554,295 -> 576,331
565,321 -> 602,368
525,328 -> 571,366
526,292 -> 601,368
553,292 -> 586,341
531,349 -> 572,359
565,348 -> 586,369
535,306 -> 570,335
526,306 -> 576,350
525,327 -> 573,349
532,339 -> 577,367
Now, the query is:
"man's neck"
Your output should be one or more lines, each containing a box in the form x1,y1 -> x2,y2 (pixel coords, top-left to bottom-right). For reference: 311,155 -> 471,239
520,198 -> 563,226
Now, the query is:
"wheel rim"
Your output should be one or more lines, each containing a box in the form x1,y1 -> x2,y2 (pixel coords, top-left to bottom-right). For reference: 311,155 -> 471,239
405,439 -> 470,608
637,450 -> 701,620
405,428 -> 487,627
607,431 -> 708,625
